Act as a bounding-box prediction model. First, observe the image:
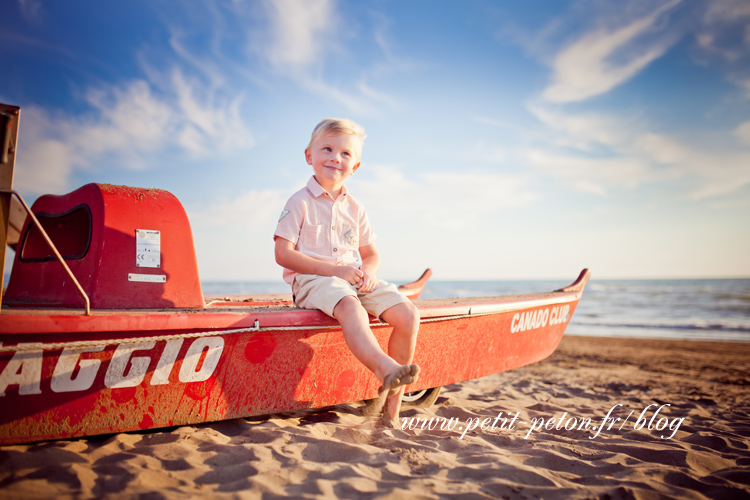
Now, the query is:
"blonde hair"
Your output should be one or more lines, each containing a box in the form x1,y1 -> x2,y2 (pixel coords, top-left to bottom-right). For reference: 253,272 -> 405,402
308,118 -> 367,158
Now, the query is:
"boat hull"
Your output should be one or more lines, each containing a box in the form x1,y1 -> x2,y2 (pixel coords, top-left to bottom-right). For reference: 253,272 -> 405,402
0,272 -> 589,445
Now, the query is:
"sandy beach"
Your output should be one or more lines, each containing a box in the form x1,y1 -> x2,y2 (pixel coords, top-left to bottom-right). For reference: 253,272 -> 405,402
0,335 -> 748,499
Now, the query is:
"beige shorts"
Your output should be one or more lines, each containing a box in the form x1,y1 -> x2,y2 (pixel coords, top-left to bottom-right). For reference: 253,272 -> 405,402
292,274 -> 409,318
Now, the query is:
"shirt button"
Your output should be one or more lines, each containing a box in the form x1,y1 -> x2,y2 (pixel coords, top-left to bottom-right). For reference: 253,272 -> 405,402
333,248 -> 338,253
332,226 -> 336,230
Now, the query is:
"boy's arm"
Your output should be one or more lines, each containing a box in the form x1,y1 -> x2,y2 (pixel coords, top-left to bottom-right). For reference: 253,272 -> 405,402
274,237 -> 364,286
358,243 -> 381,293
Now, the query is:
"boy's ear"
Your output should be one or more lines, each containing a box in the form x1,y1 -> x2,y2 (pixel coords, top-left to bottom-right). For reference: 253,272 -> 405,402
352,162 -> 361,174
304,148 -> 313,165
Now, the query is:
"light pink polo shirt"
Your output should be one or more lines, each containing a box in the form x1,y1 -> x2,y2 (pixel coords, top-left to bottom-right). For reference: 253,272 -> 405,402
274,176 -> 377,285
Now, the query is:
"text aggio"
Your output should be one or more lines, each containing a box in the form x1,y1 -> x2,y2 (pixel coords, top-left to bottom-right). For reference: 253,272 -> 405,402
0,337 -> 224,396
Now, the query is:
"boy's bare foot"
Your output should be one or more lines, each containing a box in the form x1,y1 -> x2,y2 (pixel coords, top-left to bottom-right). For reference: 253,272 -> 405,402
378,364 -> 421,397
363,364 -> 421,420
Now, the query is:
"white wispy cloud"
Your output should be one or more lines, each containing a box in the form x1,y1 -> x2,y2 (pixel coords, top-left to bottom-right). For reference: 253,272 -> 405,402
735,121 -> 750,145
525,0 -> 750,200
696,0 -> 750,97
257,0 -> 337,72
698,0 -> 750,62
649,137 -> 750,199
350,166 -> 540,230
17,0 -> 43,23
245,0 -> 401,114
83,81 -> 175,157
524,149 -> 657,196
170,69 -> 252,155
542,0 -> 682,103
15,107 -> 74,195
167,29 -> 228,91
525,104 -> 750,199
15,82 -> 174,195
189,189 -> 287,228
15,74 -> 253,195
518,0 -> 749,102
527,104 -> 636,151
187,188 -> 289,281
731,76 -> 750,98
638,135 -> 750,200
687,154 -> 750,199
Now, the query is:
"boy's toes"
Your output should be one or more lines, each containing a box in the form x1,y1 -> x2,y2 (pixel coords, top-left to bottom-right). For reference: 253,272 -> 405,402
401,364 -> 421,386
379,363 -> 421,397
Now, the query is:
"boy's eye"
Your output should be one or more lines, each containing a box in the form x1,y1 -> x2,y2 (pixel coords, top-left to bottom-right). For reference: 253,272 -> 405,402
342,152 -> 350,157
323,147 -> 332,152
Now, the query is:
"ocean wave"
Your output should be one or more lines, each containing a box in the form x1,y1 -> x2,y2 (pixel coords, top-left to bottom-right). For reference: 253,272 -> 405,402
570,320 -> 750,333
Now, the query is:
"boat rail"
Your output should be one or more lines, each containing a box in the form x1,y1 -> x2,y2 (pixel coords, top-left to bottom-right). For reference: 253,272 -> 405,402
0,272 -> 590,353
0,309 -> 518,353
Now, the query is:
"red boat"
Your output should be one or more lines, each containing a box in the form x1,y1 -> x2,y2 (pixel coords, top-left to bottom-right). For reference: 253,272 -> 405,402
0,104 -> 590,444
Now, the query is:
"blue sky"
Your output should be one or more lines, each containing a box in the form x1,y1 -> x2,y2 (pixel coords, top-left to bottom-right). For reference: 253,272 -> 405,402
2,0 -> 749,281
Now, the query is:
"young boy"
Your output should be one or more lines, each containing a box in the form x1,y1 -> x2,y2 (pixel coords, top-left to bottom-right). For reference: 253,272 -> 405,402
273,118 -> 420,425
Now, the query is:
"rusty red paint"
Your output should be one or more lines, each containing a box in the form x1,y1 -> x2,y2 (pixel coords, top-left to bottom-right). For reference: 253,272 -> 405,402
244,334 -> 277,364
335,370 -> 357,393
184,382 -> 208,401
111,387 -> 138,405
138,413 -> 153,430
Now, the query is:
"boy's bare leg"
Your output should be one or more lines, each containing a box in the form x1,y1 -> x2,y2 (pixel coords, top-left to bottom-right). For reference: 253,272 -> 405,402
379,302 -> 421,426
334,297 -> 420,423
333,296 -> 402,383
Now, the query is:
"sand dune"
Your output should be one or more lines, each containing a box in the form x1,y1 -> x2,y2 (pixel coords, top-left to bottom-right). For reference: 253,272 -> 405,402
1,336 -> 748,499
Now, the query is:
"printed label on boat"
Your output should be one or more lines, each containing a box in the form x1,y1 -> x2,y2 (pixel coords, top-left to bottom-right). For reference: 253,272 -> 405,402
510,305 -> 570,333
136,229 -> 161,268
128,273 -> 167,283
0,337 -> 225,397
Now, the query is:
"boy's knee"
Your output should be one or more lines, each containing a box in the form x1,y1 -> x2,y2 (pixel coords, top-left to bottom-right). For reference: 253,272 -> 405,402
333,295 -> 364,318
404,302 -> 420,325
390,302 -> 420,331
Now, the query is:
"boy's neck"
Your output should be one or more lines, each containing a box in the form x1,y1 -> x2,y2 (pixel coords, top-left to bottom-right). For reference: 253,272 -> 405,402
313,175 -> 344,199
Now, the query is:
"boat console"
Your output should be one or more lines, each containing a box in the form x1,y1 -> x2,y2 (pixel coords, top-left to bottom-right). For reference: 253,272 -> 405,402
4,183 -> 205,309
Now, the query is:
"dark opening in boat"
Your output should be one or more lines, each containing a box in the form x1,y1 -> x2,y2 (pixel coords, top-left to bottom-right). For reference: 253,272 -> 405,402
19,204 -> 92,262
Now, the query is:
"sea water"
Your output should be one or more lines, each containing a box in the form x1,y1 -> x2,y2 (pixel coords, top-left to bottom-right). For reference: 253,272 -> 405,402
202,278 -> 750,342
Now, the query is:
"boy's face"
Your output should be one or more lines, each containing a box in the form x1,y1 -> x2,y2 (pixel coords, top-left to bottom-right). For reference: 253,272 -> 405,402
305,132 -> 361,193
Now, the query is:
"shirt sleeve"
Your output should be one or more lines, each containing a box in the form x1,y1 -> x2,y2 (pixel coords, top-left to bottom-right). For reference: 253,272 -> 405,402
274,195 -> 304,245
358,205 -> 376,247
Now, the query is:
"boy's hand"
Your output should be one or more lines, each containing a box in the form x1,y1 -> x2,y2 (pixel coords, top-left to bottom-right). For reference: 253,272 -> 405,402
358,270 -> 379,293
334,265 -> 364,286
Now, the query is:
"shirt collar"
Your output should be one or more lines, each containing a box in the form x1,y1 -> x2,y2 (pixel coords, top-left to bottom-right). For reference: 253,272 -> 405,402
306,176 -> 348,199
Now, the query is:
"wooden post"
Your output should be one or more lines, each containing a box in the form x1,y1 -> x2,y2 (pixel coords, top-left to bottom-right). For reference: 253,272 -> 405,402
0,103 -> 20,310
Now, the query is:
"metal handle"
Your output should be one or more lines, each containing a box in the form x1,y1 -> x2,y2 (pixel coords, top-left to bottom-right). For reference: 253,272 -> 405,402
5,190 -> 91,315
